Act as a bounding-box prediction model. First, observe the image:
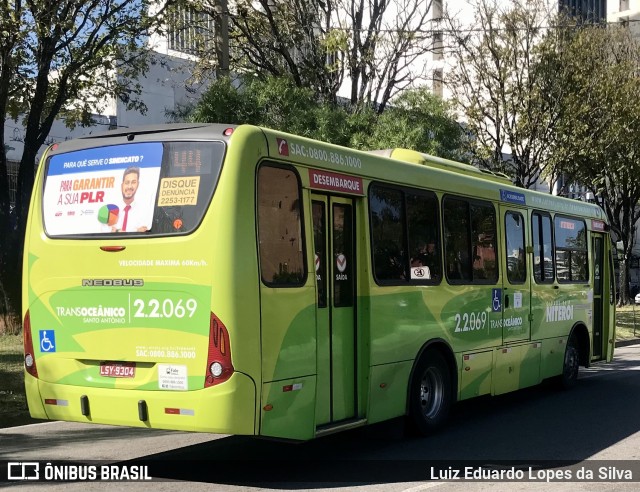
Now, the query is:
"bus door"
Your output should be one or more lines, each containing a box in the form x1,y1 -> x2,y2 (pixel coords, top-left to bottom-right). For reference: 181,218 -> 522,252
592,233 -> 605,360
500,206 -> 531,343
312,194 -> 356,426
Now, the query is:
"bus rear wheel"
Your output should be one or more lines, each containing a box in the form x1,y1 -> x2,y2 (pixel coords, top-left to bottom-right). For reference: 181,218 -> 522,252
408,349 -> 452,436
559,334 -> 579,389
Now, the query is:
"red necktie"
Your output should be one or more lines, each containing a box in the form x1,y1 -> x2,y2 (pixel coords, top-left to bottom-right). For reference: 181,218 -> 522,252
122,205 -> 131,232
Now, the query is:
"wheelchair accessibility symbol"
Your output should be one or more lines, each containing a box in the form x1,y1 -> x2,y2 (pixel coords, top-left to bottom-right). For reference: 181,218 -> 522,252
39,330 -> 56,353
492,289 -> 502,312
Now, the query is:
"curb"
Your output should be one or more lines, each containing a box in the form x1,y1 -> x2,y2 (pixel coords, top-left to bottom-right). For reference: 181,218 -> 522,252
615,338 -> 640,348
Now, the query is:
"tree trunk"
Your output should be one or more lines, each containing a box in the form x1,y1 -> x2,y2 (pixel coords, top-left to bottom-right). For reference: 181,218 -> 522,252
618,245 -> 633,306
214,0 -> 230,78
12,145 -> 39,317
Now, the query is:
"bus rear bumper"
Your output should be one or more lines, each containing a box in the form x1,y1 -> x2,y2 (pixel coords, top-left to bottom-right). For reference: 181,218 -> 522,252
26,372 -> 256,434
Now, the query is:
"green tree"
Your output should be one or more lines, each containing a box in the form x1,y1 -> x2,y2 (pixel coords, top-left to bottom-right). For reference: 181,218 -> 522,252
541,25 -> 640,305
356,88 -> 467,161
445,0 -> 561,187
187,0 -> 438,113
189,76 -> 464,157
188,75 -> 359,145
0,0 -> 175,323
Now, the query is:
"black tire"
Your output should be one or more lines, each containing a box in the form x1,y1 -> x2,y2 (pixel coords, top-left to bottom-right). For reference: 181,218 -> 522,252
407,349 -> 452,436
559,334 -> 579,389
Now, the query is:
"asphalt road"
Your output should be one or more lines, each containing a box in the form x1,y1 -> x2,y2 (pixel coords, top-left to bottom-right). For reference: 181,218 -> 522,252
2,345 -> 640,491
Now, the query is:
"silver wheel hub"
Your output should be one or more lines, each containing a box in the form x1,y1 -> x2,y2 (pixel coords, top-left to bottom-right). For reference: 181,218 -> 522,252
420,367 -> 444,419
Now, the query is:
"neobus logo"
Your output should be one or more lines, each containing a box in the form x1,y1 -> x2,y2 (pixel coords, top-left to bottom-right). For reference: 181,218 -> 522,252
82,279 -> 144,287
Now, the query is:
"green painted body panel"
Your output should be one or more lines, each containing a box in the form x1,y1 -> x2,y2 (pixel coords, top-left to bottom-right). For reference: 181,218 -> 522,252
460,351 -> 493,400
260,295 -> 317,383
331,305 -> 355,421
493,342 -> 541,395
367,361 -> 413,424
540,337 -> 567,380
315,304 -> 331,425
261,376 -> 316,440
29,283 -> 211,389
531,288 -> 590,340
24,373 -> 47,419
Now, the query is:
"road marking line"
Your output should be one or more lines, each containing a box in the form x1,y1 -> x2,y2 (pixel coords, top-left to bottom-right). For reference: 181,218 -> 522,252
402,482 -> 444,492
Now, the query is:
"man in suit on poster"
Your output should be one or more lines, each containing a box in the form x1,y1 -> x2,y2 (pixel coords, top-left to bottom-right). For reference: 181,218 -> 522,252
112,166 -> 152,232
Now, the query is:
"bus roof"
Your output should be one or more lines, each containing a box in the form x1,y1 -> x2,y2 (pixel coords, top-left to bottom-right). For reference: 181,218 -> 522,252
367,148 -> 512,185
257,126 -> 607,223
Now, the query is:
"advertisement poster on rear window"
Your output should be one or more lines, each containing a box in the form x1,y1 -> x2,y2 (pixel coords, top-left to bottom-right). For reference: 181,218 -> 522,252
43,143 -> 162,236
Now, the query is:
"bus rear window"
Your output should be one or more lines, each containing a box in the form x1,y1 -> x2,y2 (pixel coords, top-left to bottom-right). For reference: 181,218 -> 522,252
43,141 -> 225,237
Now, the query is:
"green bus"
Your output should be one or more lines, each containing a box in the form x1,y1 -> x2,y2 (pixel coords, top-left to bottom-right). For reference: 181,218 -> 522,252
23,123 -> 615,440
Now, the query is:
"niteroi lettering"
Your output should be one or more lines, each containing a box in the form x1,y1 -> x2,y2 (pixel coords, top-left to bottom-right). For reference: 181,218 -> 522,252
545,302 -> 574,322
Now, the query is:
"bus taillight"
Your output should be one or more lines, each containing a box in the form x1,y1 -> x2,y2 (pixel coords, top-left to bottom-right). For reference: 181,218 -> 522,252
205,313 -> 234,387
23,311 -> 38,378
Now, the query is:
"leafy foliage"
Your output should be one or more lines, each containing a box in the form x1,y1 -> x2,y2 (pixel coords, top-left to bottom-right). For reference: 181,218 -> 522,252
189,75 -> 465,157
358,88 -> 468,161
540,25 -> 640,304
445,0 -> 560,187
190,0 -> 438,113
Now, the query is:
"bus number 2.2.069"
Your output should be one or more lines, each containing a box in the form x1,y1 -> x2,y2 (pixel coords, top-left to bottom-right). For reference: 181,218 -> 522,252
133,298 -> 198,319
454,311 -> 488,333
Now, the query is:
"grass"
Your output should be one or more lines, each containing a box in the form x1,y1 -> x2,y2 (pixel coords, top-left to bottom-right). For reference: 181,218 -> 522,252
613,304 -> 640,340
0,333 -> 42,428
1,307 -> 639,430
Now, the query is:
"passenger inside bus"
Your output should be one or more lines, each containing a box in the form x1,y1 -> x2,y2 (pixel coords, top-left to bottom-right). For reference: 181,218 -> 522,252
410,257 -> 431,280
410,240 -> 437,280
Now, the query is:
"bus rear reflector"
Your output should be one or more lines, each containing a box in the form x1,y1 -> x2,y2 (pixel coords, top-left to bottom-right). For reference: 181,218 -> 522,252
100,246 -> 126,252
164,408 -> 195,416
23,311 -> 38,378
44,399 -> 68,406
205,313 -> 234,387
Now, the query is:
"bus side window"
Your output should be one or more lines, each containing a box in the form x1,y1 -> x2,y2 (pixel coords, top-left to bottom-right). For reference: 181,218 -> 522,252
471,202 -> 497,282
406,191 -> 441,282
554,216 -> 588,283
505,211 -> 526,283
443,196 -> 497,283
257,164 -> 306,286
443,197 -> 471,282
532,212 -> 554,283
369,185 -> 406,282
